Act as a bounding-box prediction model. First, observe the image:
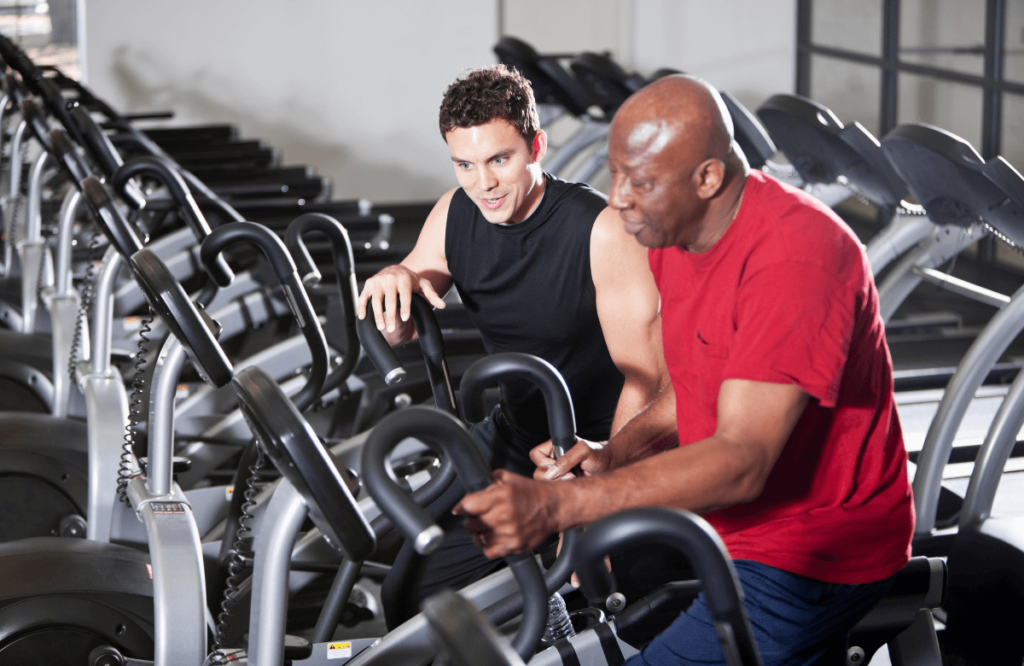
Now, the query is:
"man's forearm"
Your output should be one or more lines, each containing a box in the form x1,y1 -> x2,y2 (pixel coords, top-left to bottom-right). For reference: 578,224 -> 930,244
604,380 -> 678,470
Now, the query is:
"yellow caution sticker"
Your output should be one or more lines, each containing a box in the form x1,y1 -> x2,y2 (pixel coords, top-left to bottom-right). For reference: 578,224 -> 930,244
225,486 -> 234,502
327,641 -> 352,659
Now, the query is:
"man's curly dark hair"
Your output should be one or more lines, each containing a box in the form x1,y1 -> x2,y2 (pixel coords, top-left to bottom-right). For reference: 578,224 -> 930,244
439,65 -> 539,147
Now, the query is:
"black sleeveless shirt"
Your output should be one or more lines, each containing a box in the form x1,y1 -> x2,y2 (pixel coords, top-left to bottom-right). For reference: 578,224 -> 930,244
445,174 -> 625,446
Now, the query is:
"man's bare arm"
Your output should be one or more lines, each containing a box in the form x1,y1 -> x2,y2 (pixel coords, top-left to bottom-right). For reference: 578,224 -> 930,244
460,379 -> 809,558
357,188 -> 456,345
533,207 -> 676,479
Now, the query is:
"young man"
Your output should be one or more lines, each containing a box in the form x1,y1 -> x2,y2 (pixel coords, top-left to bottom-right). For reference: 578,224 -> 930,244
356,65 -> 670,625
454,75 -> 914,664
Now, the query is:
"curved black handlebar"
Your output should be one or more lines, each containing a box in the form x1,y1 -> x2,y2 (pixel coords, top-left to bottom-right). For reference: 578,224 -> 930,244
363,407 -> 490,553
34,77 -> 87,147
112,155 -> 233,285
356,294 -> 458,415
200,222 -> 327,412
361,406 -> 547,659
459,353 -> 576,457
285,213 -> 361,393
575,507 -> 763,666
68,105 -> 147,209
80,175 -> 146,259
48,128 -> 91,183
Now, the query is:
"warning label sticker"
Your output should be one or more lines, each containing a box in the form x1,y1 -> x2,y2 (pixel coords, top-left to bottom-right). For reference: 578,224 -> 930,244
146,563 -> 152,579
327,642 -> 352,659
150,502 -> 187,514
225,486 -> 234,502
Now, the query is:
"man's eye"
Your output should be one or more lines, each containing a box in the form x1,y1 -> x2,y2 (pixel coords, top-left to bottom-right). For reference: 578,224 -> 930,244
458,163 -> 472,170
493,156 -> 507,165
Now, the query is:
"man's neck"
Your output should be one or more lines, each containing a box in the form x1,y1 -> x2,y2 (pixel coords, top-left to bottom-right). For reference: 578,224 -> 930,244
686,167 -> 748,254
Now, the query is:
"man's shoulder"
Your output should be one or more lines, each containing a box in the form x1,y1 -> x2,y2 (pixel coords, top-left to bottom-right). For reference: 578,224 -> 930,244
741,172 -> 867,277
546,174 -> 609,217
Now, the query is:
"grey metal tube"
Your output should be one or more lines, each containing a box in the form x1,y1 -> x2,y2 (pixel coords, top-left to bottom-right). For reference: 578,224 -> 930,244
90,247 -> 123,376
865,212 -> 934,276
914,284 -> 1024,535
544,120 -> 609,177
147,336 -> 189,498
877,224 -> 989,323
0,92 -> 10,158
959,368 -> 1024,530
25,149 -> 48,242
53,189 -> 82,296
249,479 -> 308,666
4,119 -> 28,273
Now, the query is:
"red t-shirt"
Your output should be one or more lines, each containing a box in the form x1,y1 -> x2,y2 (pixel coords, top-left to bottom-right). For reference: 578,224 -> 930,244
648,171 -> 914,585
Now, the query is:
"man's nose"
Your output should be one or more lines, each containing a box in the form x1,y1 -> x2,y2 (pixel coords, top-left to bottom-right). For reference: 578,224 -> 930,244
608,174 -> 632,210
478,166 -> 498,191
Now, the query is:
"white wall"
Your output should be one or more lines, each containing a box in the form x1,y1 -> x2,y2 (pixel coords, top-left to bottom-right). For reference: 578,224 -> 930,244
83,1 -> 498,202
630,0 -> 797,113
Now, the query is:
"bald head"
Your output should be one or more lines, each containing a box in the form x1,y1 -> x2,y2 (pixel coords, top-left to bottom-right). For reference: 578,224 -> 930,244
606,75 -> 749,252
612,74 -> 735,167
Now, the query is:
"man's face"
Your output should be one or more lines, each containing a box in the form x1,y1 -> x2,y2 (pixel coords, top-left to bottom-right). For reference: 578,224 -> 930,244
446,119 -> 544,225
607,119 -> 702,249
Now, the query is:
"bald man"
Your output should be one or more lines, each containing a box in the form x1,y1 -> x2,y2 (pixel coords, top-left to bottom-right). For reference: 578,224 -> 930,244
454,75 -> 914,664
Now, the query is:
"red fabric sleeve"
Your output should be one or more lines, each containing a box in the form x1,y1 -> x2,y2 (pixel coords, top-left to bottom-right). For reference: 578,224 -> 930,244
723,262 -> 858,407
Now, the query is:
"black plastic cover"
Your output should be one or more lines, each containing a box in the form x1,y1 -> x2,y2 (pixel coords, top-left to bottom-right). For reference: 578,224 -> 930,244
570,52 -> 637,117
129,249 -> 233,387
233,366 -> 376,562
494,36 -> 594,117
880,123 -> 1006,228
719,92 -> 776,170
757,94 -> 907,209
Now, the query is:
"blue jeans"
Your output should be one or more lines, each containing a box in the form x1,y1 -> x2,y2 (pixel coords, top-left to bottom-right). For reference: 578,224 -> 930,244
628,560 -> 894,666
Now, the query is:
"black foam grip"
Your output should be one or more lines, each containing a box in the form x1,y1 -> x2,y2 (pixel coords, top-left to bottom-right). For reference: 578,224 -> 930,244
355,303 -> 406,385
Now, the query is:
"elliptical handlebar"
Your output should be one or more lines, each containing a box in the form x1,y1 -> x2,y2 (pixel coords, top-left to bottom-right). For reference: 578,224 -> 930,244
575,507 -> 763,666
360,406 -> 547,660
200,221 -> 327,412
112,155 -> 233,285
285,212 -> 361,392
47,128 -> 90,183
356,294 -> 459,415
79,175 -> 146,259
459,352 -> 576,456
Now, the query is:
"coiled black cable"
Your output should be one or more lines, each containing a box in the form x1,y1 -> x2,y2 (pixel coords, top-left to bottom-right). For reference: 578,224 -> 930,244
116,310 -> 152,505
67,230 -> 100,384
212,444 -> 267,651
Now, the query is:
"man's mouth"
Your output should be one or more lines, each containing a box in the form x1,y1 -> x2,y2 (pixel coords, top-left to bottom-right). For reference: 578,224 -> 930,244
622,218 -> 646,235
481,195 -> 505,209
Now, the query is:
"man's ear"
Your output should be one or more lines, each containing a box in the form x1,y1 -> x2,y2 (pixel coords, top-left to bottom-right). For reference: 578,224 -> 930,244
531,130 -> 548,163
695,158 -> 726,200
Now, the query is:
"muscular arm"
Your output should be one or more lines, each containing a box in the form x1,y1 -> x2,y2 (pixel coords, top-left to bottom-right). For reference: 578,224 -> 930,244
458,378 -> 809,558
534,207 -> 676,478
356,188 -> 456,345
